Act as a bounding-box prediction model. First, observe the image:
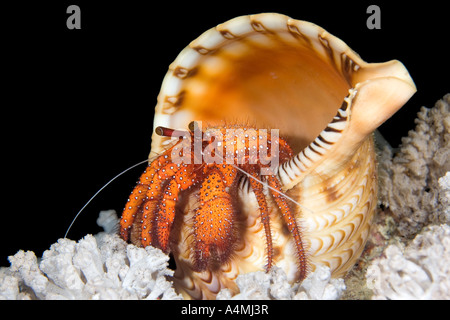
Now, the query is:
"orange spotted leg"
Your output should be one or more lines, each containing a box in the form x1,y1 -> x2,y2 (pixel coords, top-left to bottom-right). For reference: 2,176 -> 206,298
120,128 -> 190,244
151,164 -> 195,251
119,160 -> 169,241
120,145 -> 176,241
120,140 -> 188,242
193,169 -> 236,271
139,162 -> 186,248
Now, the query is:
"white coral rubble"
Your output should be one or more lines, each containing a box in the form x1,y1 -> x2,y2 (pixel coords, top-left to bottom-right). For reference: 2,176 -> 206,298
0,211 -> 182,300
378,94 -> 450,237
438,172 -> 450,224
366,224 -> 450,299
216,265 -> 346,300
1,210 -> 346,300
368,95 -> 450,299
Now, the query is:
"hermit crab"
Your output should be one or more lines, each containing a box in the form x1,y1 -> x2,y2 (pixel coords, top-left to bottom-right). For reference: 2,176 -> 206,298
119,13 -> 416,299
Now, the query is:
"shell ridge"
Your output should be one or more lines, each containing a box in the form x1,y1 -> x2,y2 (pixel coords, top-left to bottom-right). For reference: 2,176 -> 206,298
278,94 -> 353,189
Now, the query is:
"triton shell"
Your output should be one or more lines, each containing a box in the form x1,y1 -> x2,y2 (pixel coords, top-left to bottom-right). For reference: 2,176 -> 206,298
149,13 -> 416,299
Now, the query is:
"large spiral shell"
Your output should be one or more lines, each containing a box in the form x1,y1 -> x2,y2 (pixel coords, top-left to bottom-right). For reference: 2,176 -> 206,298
147,13 -> 416,299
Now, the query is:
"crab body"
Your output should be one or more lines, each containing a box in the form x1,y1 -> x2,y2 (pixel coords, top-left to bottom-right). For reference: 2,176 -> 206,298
120,124 -> 307,278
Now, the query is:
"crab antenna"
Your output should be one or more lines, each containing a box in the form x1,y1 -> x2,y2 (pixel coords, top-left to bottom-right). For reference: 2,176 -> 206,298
230,164 -> 314,214
64,158 -> 150,239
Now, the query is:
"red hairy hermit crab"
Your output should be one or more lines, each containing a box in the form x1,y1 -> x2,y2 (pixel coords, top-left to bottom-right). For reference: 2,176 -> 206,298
119,13 -> 416,299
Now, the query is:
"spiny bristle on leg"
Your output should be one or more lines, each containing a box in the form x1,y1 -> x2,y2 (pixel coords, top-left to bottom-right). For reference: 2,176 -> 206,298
233,164 -> 310,281
267,175 -> 307,281
246,167 -> 274,272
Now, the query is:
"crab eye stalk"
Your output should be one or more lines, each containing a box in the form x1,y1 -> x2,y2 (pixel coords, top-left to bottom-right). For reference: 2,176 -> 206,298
188,121 -> 197,133
155,126 -> 175,137
155,126 -> 190,140
188,120 -> 204,136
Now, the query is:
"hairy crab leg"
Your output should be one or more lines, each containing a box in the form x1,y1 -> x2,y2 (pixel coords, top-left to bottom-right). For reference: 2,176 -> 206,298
120,183 -> 149,241
139,161 -> 193,248
120,142 -> 181,241
245,166 -> 274,272
153,164 -> 195,251
267,175 -> 307,280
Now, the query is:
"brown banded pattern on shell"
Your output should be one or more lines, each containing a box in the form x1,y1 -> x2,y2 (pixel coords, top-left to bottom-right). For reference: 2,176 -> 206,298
147,13 -> 416,299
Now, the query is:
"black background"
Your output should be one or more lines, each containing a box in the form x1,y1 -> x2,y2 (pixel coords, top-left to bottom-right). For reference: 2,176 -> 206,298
1,0 -> 448,268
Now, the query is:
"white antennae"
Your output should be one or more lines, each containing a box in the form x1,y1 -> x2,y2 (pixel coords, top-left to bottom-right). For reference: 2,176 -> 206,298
64,158 -> 149,239
230,164 -> 314,214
